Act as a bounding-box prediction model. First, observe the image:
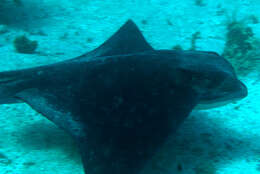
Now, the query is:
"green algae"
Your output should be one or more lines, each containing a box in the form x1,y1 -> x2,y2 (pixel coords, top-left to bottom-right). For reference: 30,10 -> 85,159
172,44 -> 183,50
222,20 -> 260,76
190,31 -> 201,51
13,35 -> 38,54
194,0 -> 206,6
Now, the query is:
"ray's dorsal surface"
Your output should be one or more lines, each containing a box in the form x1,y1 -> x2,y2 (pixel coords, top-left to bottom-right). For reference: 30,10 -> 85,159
0,20 -> 247,174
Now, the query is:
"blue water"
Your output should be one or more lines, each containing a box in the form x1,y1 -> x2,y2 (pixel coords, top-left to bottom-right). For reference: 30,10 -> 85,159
0,0 -> 259,174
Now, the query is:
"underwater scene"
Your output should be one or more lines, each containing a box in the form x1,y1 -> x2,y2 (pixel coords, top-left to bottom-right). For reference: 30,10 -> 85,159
0,0 -> 260,174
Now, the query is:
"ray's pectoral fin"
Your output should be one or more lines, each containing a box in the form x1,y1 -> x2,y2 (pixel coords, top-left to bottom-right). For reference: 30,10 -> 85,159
15,87 -> 198,174
76,88 -> 199,174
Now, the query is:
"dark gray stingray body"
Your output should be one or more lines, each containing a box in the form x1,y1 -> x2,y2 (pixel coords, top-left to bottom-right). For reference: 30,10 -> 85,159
0,20 -> 247,174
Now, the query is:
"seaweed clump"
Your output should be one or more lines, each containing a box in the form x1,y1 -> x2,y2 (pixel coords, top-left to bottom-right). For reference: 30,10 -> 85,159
194,0 -> 206,6
171,31 -> 200,51
13,35 -> 38,54
222,20 -> 260,75
190,31 -> 201,51
172,44 -> 183,51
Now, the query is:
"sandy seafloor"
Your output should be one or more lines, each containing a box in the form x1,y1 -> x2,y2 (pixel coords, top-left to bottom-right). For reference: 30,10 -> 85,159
0,0 -> 259,173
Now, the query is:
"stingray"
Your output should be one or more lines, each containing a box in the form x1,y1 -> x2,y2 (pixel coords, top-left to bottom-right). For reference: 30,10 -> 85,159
0,20 -> 247,174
